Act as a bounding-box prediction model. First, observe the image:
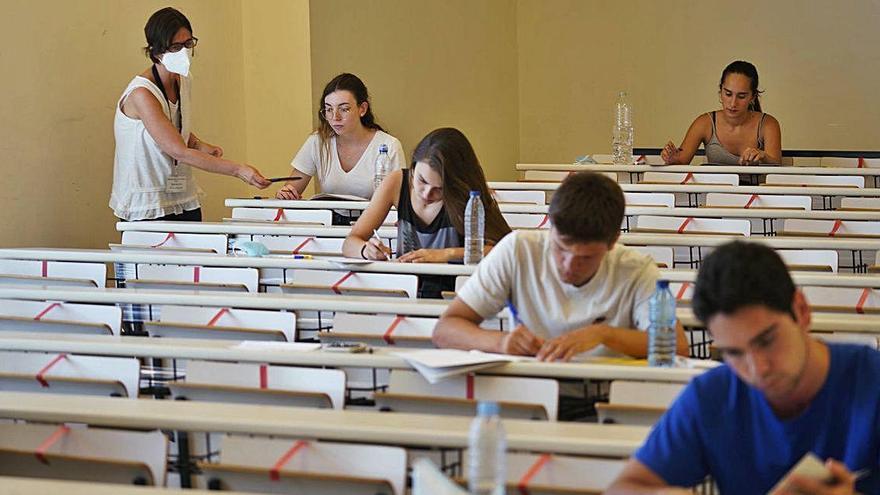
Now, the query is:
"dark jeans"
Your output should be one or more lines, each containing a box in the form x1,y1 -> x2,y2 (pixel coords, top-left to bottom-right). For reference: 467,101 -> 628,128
121,208 -> 203,222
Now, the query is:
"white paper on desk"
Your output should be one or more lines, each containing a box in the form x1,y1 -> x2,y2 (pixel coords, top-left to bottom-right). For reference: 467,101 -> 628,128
770,452 -> 832,493
320,256 -> 374,266
675,356 -> 724,369
394,349 -> 522,384
412,457 -> 468,495
231,341 -> 321,352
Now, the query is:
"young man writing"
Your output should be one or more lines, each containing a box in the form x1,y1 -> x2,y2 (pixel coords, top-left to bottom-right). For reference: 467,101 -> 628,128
607,241 -> 880,494
433,172 -> 687,361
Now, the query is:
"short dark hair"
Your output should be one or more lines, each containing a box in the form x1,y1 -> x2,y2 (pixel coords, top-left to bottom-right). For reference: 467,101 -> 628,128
144,7 -> 193,64
548,172 -> 624,244
692,241 -> 796,324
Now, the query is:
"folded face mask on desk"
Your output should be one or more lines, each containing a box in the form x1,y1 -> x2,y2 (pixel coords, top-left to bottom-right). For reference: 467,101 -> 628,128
231,241 -> 269,257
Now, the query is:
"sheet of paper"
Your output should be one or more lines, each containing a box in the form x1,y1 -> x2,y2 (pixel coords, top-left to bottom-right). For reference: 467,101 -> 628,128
770,452 -> 832,493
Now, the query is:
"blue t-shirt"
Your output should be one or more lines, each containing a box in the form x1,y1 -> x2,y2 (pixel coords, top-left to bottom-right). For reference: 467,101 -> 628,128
635,343 -> 880,494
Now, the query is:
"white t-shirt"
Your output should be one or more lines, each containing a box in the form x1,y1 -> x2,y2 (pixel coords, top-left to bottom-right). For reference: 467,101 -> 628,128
457,230 -> 659,358
291,130 -> 405,199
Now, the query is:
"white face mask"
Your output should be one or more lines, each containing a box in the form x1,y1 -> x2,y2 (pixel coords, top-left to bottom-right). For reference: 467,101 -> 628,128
161,48 -> 191,76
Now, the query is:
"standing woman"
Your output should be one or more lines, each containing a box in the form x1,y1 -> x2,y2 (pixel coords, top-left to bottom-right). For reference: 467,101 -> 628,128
661,61 -> 782,165
276,73 -> 405,223
111,7 -> 270,222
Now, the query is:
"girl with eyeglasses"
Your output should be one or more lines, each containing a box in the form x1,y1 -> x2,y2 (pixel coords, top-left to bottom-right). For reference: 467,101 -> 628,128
660,60 -> 782,166
276,73 -> 405,224
111,7 -> 270,222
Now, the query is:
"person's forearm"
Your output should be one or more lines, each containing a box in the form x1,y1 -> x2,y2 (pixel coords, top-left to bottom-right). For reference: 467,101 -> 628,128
176,148 -> 242,178
432,316 -> 503,352
342,236 -> 368,259
600,327 -> 651,359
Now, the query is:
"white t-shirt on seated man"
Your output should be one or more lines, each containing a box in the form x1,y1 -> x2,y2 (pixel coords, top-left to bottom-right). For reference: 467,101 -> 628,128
433,172 -> 688,362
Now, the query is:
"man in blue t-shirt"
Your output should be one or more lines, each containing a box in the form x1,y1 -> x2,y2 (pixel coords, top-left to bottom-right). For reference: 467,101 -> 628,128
607,241 -> 880,495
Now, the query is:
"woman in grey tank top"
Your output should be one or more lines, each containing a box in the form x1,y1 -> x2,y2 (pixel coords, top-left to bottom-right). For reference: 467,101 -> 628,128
660,61 -> 782,166
343,128 -> 511,263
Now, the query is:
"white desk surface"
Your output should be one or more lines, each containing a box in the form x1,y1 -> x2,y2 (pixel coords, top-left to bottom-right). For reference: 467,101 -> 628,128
216,201 -> 880,220
620,232 -> 880,251
0,477 -> 256,495
0,286 -> 451,316
0,391 -> 648,457
490,182 -> 880,197
516,163 -> 880,176
0,331 -> 703,383
1,285 -> 877,333
116,221 -> 397,238
0,248 -> 472,276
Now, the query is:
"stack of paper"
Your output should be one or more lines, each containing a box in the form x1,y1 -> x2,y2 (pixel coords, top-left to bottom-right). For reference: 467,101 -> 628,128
394,349 -> 526,383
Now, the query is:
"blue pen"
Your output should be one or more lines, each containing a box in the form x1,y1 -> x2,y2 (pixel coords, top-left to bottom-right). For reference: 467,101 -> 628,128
292,254 -> 313,260
505,300 -> 523,329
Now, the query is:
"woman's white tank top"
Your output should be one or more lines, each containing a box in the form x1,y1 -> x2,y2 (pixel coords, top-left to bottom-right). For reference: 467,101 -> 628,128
110,75 -> 202,220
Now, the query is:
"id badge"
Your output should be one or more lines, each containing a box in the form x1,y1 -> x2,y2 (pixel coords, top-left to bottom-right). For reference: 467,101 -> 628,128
165,168 -> 187,193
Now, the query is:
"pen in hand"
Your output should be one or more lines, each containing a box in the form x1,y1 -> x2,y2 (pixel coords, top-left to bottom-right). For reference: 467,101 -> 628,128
506,299 -> 523,329
372,229 -> 390,260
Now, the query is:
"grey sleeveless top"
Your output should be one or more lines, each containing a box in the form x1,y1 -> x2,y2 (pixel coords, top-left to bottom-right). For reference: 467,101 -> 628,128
396,169 -> 461,255
704,111 -> 766,165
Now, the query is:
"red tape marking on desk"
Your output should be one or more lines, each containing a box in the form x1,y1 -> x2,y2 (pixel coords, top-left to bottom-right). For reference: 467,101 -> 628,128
34,424 -> 70,465
259,364 -> 268,389
192,266 -> 201,283
35,353 -> 68,388
206,308 -> 229,326
676,282 -> 690,301
151,233 -> 175,248
828,219 -> 843,237
744,194 -> 759,209
292,237 -> 314,254
536,215 -> 550,229
331,271 -> 355,295
384,315 -> 405,345
269,440 -> 308,481
858,157 -> 866,168
41,260 -> 48,277
273,208 -> 285,222
680,172 -> 695,185
677,217 -> 694,234
517,453 -> 552,495
856,288 -> 871,314
33,302 -> 61,321
466,373 -> 475,400
636,154 -> 647,164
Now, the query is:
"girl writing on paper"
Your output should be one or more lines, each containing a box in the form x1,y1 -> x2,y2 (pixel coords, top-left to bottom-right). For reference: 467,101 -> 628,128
111,7 -> 270,221
660,60 -> 782,166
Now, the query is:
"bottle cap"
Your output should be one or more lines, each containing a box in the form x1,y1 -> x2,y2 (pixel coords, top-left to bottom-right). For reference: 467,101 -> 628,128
656,279 -> 670,289
470,190 -> 480,197
476,401 -> 500,417
378,144 -> 388,153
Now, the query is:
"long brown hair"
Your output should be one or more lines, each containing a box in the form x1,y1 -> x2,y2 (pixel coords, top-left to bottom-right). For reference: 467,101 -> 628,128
316,73 -> 384,166
410,128 -> 511,243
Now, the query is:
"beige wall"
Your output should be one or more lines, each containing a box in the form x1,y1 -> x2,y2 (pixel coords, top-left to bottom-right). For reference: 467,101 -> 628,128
517,0 -> 880,162
308,0 -> 520,181
0,0 -> 312,248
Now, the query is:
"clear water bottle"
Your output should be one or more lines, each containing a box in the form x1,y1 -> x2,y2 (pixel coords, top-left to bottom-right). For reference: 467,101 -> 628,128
612,91 -> 634,165
373,144 -> 390,193
648,279 -> 677,367
464,190 -> 485,265
468,401 -> 506,495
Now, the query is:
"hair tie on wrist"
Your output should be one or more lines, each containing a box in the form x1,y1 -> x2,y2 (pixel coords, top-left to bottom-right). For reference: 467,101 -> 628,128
360,243 -> 368,260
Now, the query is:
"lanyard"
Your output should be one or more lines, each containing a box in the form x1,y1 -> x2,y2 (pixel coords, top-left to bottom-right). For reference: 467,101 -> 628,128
151,64 -> 183,165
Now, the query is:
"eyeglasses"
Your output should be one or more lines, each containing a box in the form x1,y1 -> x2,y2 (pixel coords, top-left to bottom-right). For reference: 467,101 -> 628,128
167,37 -> 198,53
323,105 -> 353,119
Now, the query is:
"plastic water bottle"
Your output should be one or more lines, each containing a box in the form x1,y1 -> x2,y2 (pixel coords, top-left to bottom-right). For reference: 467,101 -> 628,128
648,280 -> 677,367
464,191 -> 485,265
612,91 -> 634,165
373,144 -> 390,193
468,401 -> 506,495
